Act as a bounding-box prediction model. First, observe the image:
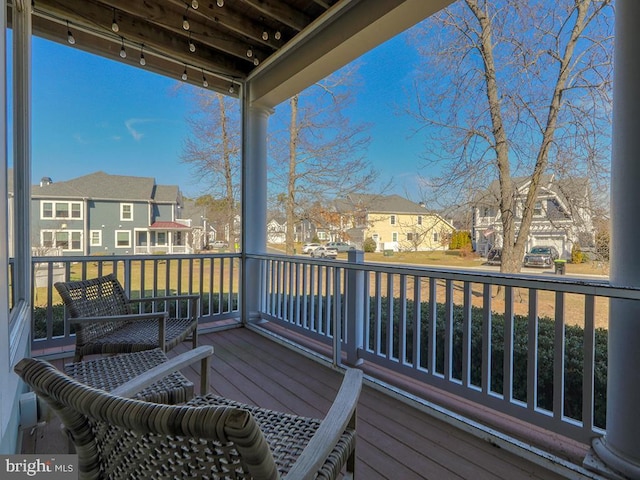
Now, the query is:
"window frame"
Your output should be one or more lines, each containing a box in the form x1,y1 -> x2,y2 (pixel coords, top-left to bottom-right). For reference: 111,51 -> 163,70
115,230 -> 132,248
120,203 -> 134,221
90,230 -> 102,246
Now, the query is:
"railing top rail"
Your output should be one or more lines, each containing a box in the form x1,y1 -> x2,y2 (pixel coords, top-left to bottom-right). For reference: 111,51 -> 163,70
33,253 -> 240,263
247,253 -> 636,300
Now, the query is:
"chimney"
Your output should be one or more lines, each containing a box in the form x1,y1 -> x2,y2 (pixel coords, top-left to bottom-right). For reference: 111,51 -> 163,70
40,177 -> 52,186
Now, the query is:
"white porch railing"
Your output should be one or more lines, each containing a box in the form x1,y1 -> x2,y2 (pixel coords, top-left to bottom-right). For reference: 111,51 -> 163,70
133,245 -> 194,255
28,251 -> 626,446
251,252 -> 622,445
31,253 -> 241,351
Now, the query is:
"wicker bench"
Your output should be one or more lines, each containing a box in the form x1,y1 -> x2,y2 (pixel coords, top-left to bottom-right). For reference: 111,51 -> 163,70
55,273 -> 199,361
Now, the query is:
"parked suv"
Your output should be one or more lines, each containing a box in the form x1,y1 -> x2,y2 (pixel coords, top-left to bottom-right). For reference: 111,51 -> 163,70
302,243 -> 321,254
310,246 -> 338,259
523,246 -> 559,268
324,241 -> 355,252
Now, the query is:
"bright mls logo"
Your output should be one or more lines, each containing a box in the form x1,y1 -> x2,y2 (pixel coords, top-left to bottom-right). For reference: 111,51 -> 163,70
1,455 -> 77,479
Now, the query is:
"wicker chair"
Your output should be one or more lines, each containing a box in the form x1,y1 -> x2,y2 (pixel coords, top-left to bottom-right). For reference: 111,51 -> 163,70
15,357 -> 362,480
55,273 -> 199,361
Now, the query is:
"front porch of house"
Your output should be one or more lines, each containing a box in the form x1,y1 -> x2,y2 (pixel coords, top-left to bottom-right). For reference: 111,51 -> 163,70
23,326 -> 576,479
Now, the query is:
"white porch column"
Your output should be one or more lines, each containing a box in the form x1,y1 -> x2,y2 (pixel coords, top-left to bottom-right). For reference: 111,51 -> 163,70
586,1 -> 640,478
241,85 -> 271,323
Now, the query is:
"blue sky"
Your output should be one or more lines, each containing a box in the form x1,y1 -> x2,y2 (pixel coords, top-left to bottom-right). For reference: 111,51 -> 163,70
22,28 -> 426,199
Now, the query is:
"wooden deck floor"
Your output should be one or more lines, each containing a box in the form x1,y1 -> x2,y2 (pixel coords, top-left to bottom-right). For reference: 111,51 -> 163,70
23,327 -> 581,479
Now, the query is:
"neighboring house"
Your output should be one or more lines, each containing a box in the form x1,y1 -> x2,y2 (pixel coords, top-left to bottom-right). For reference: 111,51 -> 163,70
267,216 -> 287,244
335,194 -> 455,252
471,175 -> 595,259
30,172 -> 192,256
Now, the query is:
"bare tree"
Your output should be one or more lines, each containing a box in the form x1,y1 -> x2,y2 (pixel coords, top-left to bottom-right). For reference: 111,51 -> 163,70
408,0 -> 613,272
269,67 -> 379,254
182,91 -> 241,244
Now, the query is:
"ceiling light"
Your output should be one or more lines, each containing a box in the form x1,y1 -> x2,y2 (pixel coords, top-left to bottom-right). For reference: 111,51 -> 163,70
246,48 -> 253,58
229,84 -> 235,94
119,39 -> 126,58
66,22 -> 75,45
253,58 -> 259,66
183,15 -> 190,30
189,35 -> 196,52
191,0 -> 199,9
139,46 -> 146,66
202,70 -> 208,88
274,31 -> 281,40
262,31 -> 269,41
111,9 -> 119,32
182,67 -> 188,81
217,0 -> 224,6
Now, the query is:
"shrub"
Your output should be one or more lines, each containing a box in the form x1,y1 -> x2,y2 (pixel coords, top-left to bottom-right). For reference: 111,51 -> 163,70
571,243 -> 585,264
363,237 -> 377,253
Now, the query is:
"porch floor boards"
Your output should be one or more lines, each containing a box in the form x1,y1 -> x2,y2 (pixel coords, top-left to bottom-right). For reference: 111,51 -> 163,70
23,327 -> 570,479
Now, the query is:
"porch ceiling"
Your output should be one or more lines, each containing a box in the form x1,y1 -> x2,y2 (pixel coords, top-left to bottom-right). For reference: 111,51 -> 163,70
22,0 -> 454,107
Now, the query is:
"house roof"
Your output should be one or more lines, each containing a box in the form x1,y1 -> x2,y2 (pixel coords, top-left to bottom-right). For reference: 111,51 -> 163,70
31,171 -> 180,203
336,194 -> 433,215
473,175 -> 590,208
149,221 -> 191,230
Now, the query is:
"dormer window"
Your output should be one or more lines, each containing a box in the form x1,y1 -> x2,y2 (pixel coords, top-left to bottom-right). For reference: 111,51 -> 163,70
534,201 -> 543,217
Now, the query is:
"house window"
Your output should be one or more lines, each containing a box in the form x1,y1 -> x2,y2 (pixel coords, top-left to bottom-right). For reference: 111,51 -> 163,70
55,203 -> 69,218
417,216 -> 422,226
433,232 -> 439,242
42,231 -> 53,247
116,230 -> 131,248
390,215 -> 396,225
318,232 -> 328,240
90,230 -> 102,246
121,203 -> 134,221
392,232 -> 398,242
41,201 -> 82,220
407,232 -> 414,241
71,203 -> 82,218
534,200 -> 543,217
157,232 -> 167,245
482,207 -> 491,217
42,202 -> 53,218
41,230 -> 83,251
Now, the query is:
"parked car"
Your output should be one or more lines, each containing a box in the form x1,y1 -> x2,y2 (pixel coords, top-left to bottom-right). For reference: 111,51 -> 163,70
302,243 -> 321,254
310,246 -> 338,259
210,240 -> 229,248
324,241 -> 355,252
486,248 -> 502,265
523,245 -> 559,268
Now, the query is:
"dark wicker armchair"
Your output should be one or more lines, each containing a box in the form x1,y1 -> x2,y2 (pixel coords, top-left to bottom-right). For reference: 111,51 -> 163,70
55,273 -> 199,361
15,357 -> 363,480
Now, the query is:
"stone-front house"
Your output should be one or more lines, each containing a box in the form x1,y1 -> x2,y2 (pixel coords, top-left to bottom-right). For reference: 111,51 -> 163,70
472,175 -> 595,258
335,194 -> 455,252
31,171 -> 191,255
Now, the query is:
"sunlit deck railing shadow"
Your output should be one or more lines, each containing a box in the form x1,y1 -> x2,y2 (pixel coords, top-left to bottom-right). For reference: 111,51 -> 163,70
29,251 -> 635,447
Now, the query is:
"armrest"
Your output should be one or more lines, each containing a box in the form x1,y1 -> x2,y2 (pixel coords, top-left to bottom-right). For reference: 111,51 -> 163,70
284,368 -> 363,480
70,312 -> 169,325
111,345 -> 214,397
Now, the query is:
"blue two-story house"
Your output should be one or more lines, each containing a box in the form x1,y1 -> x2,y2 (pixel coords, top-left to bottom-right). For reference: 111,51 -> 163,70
30,171 -> 192,255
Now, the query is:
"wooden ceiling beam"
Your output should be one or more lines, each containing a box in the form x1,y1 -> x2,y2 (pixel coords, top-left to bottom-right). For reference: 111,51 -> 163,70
163,0 -> 291,49
93,0 -> 272,62
32,14 -> 241,96
238,0 -> 311,31
33,0 -> 252,77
